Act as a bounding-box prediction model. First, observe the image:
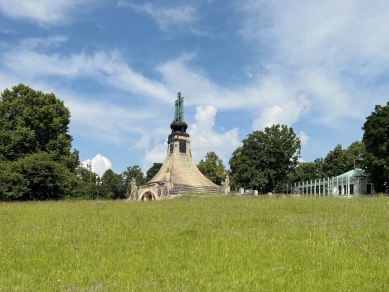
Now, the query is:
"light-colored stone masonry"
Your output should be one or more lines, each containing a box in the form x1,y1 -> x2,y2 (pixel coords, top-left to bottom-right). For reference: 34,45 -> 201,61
133,134 -> 222,201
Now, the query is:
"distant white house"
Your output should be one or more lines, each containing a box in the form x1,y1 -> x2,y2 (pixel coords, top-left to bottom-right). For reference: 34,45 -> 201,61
284,168 -> 374,196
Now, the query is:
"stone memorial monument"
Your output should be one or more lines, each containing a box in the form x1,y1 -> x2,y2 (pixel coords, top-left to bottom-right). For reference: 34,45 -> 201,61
133,92 -> 222,200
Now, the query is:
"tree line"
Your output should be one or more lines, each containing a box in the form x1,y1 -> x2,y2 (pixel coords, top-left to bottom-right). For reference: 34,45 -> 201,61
0,84 -> 388,200
0,84 -> 165,201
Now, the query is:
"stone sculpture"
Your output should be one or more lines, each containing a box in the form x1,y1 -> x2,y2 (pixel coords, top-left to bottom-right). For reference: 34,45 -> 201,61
165,168 -> 171,182
130,177 -> 138,200
224,174 -> 230,194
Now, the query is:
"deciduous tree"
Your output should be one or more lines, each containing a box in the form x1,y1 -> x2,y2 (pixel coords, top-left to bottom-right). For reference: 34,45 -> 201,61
0,152 -> 77,201
146,163 -> 163,182
197,151 -> 226,185
291,162 -> 317,183
0,84 -> 79,170
0,84 -> 80,200
122,165 -> 146,195
101,169 -> 126,199
321,142 -> 365,178
229,125 -> 301,193
362,102 -> 389,192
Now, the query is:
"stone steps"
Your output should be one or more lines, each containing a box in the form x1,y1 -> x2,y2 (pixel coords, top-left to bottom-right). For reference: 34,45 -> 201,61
174,184 -> 222,194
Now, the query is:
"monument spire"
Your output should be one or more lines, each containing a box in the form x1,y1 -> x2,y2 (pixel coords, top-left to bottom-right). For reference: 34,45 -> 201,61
168,92 -> 188,143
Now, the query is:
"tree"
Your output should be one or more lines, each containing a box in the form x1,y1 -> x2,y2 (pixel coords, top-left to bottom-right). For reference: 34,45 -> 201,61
0,152 -> 77,201
0,84 -> 79,171
362,102 -> 389,192
291,162 -> 317,183
229,124 -> 301,193
0,84 -> 80,200
321,144 -> 348,178
228,147 -> 245,191
146,163 -> 163,182
122,165 -> 146,195
197,152 -> 226,185
321,142 -> 365,178
72,164 -> 99,200
101,169 -> 126,200
345,141 -> 366,169
313,158 -> 324,178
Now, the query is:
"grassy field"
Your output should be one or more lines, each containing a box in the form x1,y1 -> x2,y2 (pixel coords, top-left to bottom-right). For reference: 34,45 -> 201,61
1,195 -> 389,291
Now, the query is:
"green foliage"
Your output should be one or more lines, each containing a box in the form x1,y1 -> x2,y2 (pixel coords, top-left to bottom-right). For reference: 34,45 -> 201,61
362,102 -> 389,192
321,142 -> 365,178
321,144 -> 347,177
0,84 -> 79,171
313,158 -> 324,178
197,151 -> 226,185
1,196 -> 389,290
230,125 -> 301,193
0,84 -> 81,201
291,162 -> 317,182
228,147 -> 243,191
101,169 -> 126,200
122,165 -> 146,194
146,163 -> 163,182
0,152 -> 77,201
71,164 -> 99,200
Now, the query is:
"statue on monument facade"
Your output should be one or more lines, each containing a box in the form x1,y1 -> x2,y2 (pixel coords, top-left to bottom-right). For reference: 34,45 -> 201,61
165,168 -> 171,182
130,177 -> 138,200
224,174 -> 230,194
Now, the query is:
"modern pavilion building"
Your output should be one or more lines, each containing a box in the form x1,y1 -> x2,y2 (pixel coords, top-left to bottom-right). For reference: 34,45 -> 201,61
284,168 -> 374,196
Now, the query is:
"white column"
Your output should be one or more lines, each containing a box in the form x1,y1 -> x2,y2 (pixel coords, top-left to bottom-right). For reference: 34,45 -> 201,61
314,179 -> 316,195
337,176 -> 339,195
319,179 -> 321,195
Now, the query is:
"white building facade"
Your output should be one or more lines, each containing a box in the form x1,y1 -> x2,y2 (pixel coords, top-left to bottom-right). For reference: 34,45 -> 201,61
284,168 -> 374,196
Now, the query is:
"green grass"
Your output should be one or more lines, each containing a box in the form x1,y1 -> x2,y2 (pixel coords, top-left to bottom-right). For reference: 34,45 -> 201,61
1,195 -> 389,291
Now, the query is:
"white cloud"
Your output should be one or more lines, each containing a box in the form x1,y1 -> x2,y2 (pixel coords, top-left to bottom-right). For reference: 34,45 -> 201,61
135,134 -> 151,149
190,105 -> 240,165
0,0 -> 102,24
237,0 -> 389,126
82,154 -> 112,176
19,36 -> 68,49
2,41 -> 172,103
298,131 -> 310,146
252,95 -> 310,130
142,143 -> 167,171
118,1 -> 198,31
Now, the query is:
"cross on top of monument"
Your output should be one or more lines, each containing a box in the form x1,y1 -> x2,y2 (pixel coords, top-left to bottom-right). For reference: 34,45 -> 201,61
174,92 -> 184,122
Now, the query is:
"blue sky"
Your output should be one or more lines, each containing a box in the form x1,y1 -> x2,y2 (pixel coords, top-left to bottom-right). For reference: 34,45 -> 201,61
0,0 -> 388,175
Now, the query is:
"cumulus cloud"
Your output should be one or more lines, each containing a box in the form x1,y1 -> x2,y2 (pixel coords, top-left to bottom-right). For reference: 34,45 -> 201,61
82,154 -> 112,176
252,95 -> 310,130
190,105 -> 240,164
0,0 -> 102,24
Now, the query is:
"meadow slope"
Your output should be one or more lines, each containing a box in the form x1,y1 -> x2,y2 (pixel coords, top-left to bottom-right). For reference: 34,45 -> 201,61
1,195 -> 389,291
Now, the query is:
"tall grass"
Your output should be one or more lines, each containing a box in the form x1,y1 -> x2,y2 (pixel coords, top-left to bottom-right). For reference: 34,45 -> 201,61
1,195 -> 389,291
